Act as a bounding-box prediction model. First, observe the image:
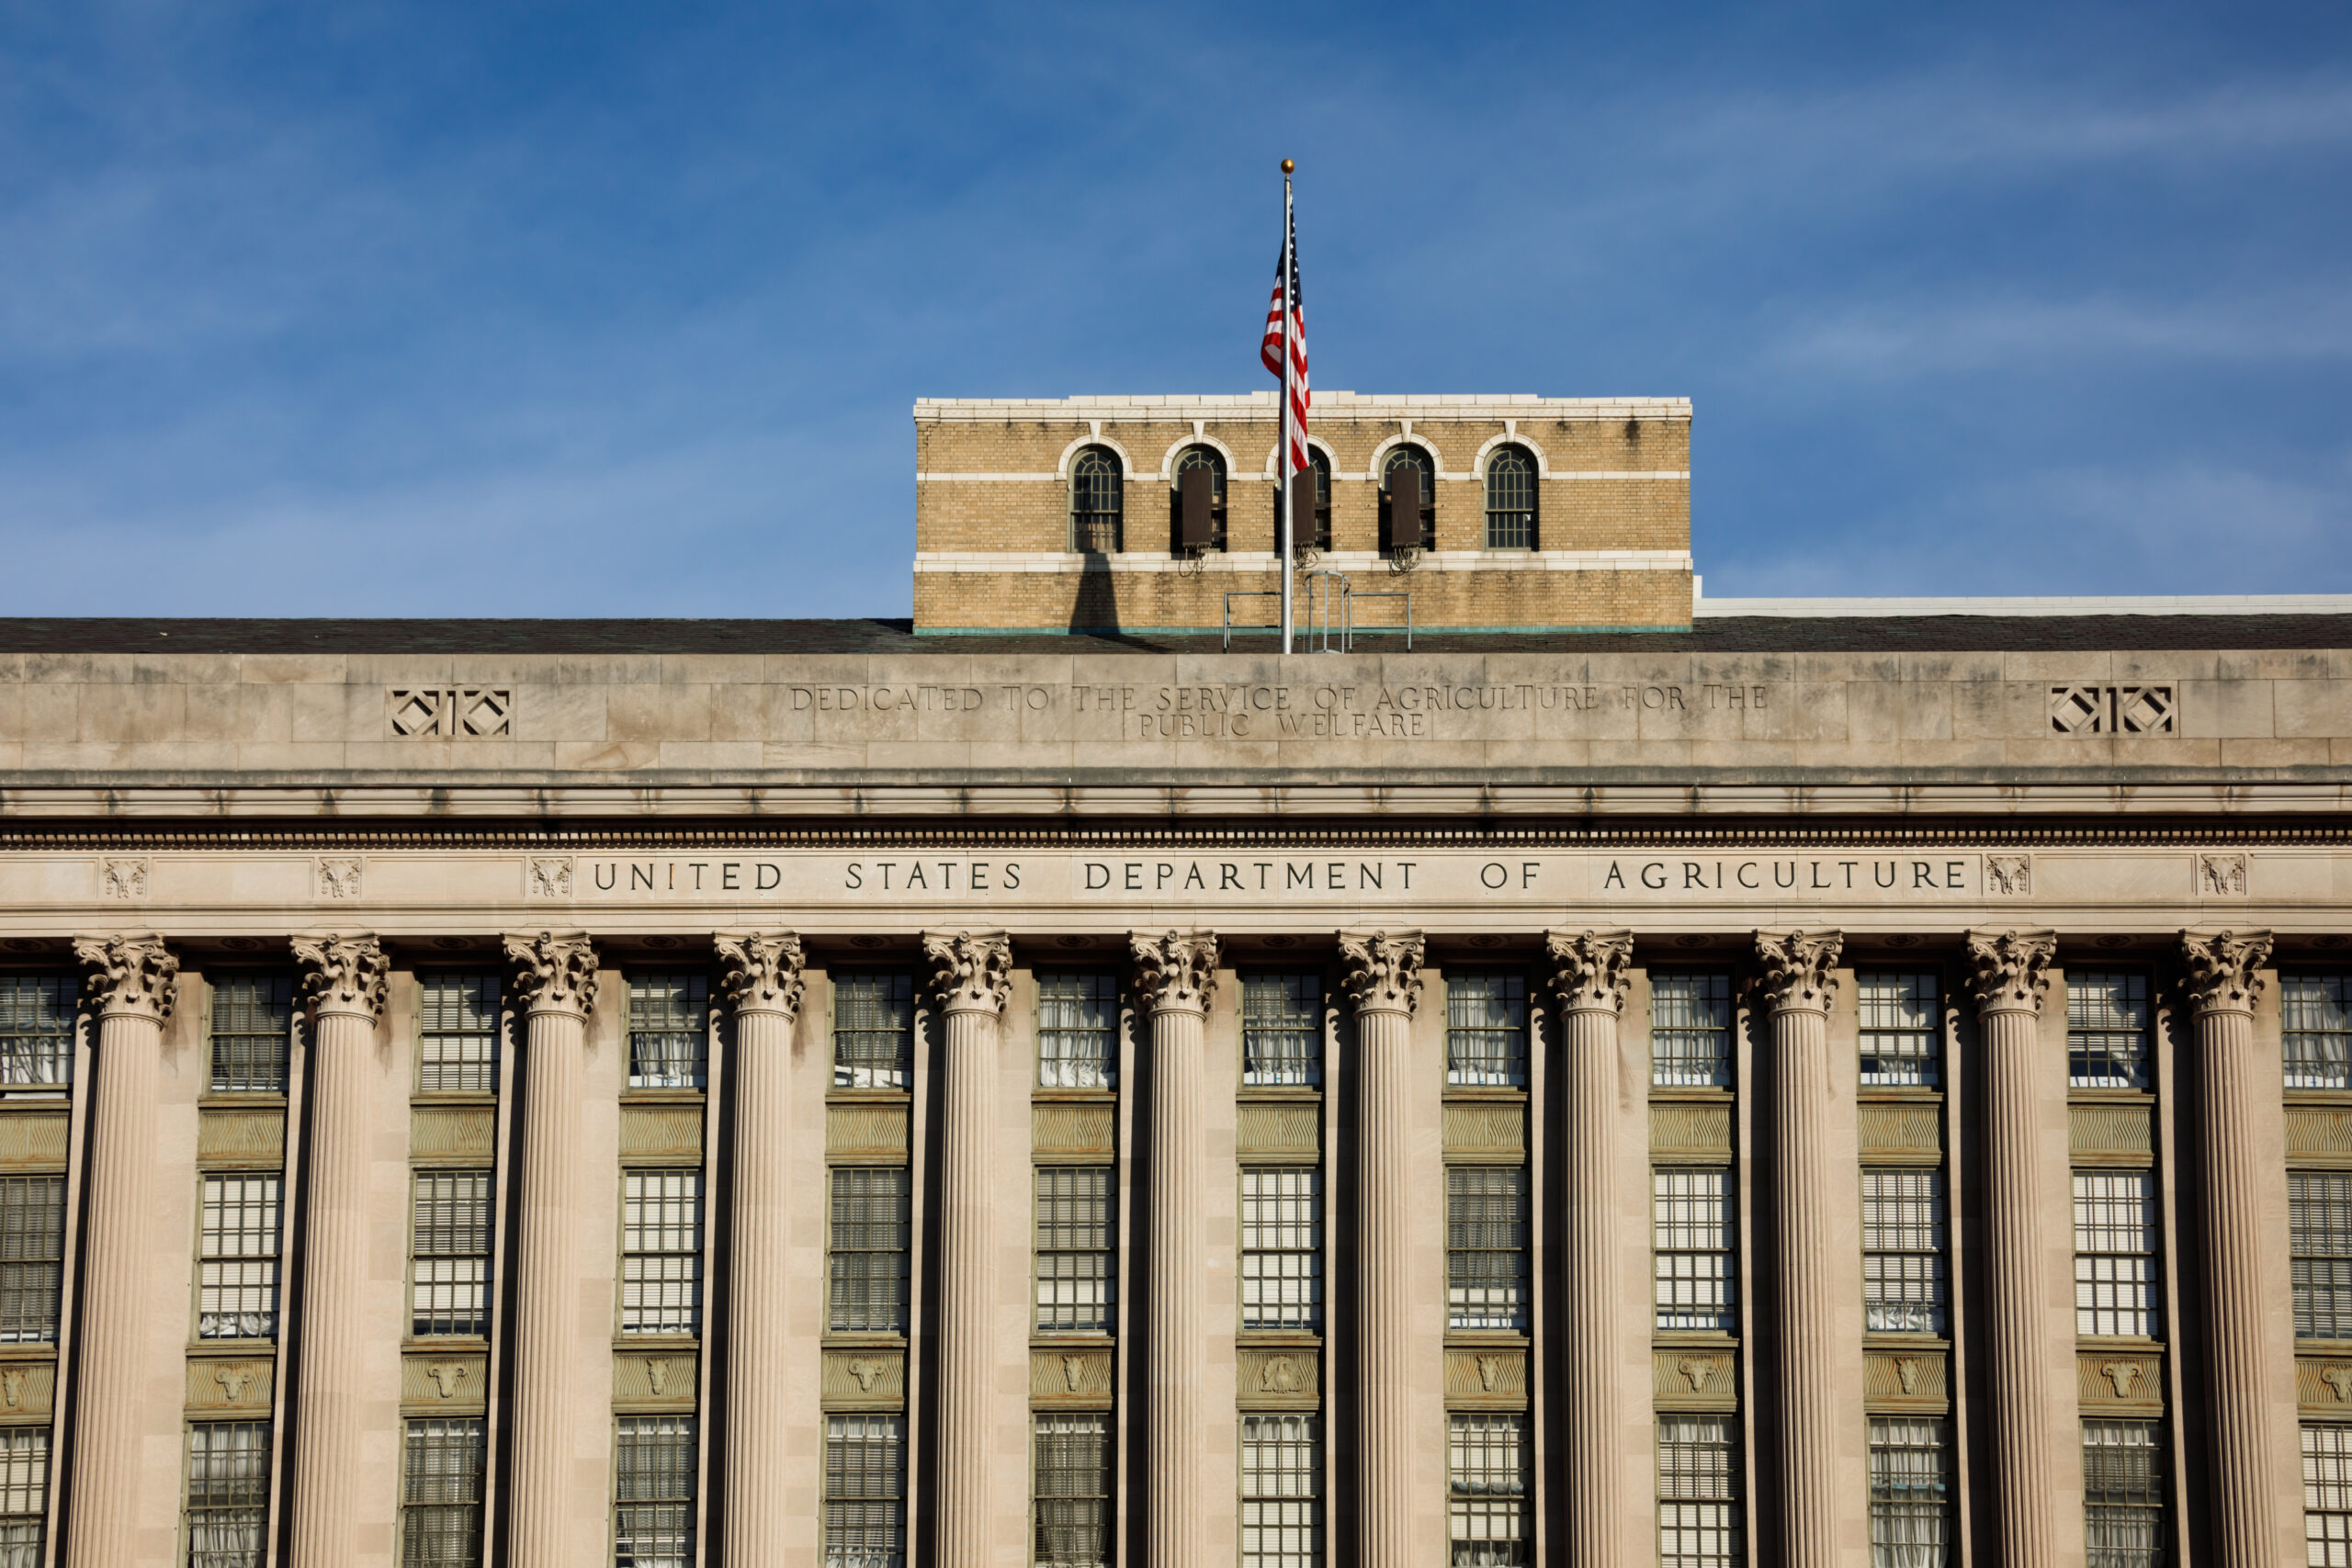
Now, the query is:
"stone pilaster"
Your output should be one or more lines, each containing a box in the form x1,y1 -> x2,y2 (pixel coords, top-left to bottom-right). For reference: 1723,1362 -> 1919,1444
714,932 -> 808,1568
1543,929 -> 1634,1568
924,931 -> 1013,1568
1131,931 -> 1218,1568
2180,928 -> 2283,1568
1753,928 -> 1841,1568
1965,927 -> 2063,1568
1338,930 -> 1424,1568
503,930 -> 600,1568
64,932 -> 179,1568
287,934 -> 390,1568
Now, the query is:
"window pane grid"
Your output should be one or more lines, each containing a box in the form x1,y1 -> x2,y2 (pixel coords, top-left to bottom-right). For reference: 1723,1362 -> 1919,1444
198,1174 -> 280,1340
2075,1171 -> 2162,1338
835,975 -> 913,1090
411,1170 -> 492,1337
0,1176 -> 62,1343
1034,1168 -> 1115,1332
628,972 -> 707,1089
830,1168 -> 911,1333
1652,974 -> 1732,1088
1484,447 -> 1534,549
1039,974 -> 1117,1089
185,1420 -> 269,1568
2296,1172 -> 2352,1339
2306,1424 -> 2352,1568
1070,447 -> 1123,553
209,974 -> 291,1094
1870,1416 -> 1952,1566
418,973 -> 500,1094
614,1416 -> 695,1568
2288,976 -> 2352,1090
1658,1415 -> 1742,1568
1860,971 -> 1941,1087
825,1414 -> 906,1568
0,974 -> 74,1089
1241,1415 -> 1320,1568
620,1172 -> 703,1336
1034,1414 -> 1112,1568
2083,1419 -> 2167,1568
1243,975 -> 1321,1087
1241,1168 -> 1321,1331
1447,973 -> 1527,1087
401,1417 -> 484,1568
2069,971 -> 2152,1090
1449,1167 -> 1530,1330
1448,1413 -> 1528,1566
1655,1168 -> 1736,1331
1864,1168 -> 1949,1334
0,1427 -> 44,1552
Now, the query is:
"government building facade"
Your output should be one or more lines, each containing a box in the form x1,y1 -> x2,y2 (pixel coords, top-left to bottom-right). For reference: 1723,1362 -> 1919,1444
0,391 -> 2345,1568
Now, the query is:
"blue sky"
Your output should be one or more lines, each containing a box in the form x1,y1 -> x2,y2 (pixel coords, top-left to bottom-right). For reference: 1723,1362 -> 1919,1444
3,0 -> 2349,616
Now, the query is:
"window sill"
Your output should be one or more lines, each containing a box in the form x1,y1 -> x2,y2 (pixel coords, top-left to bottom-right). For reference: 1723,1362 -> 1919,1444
2286,1089 -> 2352,1106
1861,1333 -> 1951,1348
1442,1085 -> 1528,1103
408,1091 -> 498,1107
2074,1335 -> 2164,1351
827,1087 -> 912,1104
2067,1087 -> 2155,1104
401,1336 -> 488,1351
1652,1329 -> 1740,1348
1029,1334 -> 1114,1348
1648,1086 -> 1734,1103
0,1344 -> 56,1361
1237,1329 -> 1323,1348
1238,1086 -> 1323,1102
187,1340 -> 275,1357
1445,1330 -> 1530,1348
614,1334 -> 700,1351
1857,1086 -> 1945,1104
821,1332 -> 908,1349
198,1093 -> 288,1108
1032,1088 -> 1118,1104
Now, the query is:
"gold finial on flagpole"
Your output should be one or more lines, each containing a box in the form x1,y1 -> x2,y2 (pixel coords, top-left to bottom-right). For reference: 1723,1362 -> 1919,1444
1282,159 -> 1295,174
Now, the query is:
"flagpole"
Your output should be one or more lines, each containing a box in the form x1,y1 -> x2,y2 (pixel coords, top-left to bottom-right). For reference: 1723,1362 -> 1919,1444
1279,159 -> 1295,656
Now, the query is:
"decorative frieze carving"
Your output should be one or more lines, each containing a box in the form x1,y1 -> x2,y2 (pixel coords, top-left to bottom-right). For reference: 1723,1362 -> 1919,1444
98,857 -> 149,900
827,1103 -> 910,1161
1030,1348 -> 1114,1405
503,930 -> 599,1017
1985,854 -> 2032,896
313,856 -> 364,899
389,687 -> 511,738
1236,1101 -> 1320,1159
1131,931 -> 1218,1014
1339,931 -> 1424,1016
1444,1348 -> 1528,1407
2069,1102 -> 2154,1165
1238,1348 -> 1320,1408
1544,929 -> 1634,1013
1653,1348 -> 1737,1409
924,931 -> 1012,1015
2287,1108 -> 2352,1168
292,933 -> 389,1018
526,856 -> 573,898
0,1361 -> 55,1419
74,932 -> 177,1021
2076,1352 -> 2165,1414
1964,928 -> 2057,1014
2180,929 -> 2271,1015
1865,1350 -> 1950,1411
1034,1104 -> 1116,1159
2049,683 -> 2174,735
618,1106 -> 703,1162
1858,1103 -> 1942,1163
1442,1102 -> 1524,1159
2300,1356 -> 2352,1416
1753,929 -> 1840,1013
0,1113 -> 69,1171
198,1109 -> 286,1167
187,1358 -> 274,1414
717,932 -> 807,1019
614,1351 -> 698,1408
1650,1101 -> 1733,1160
2197,853 -> 2248,897
410,1106 -> 497,1162
401,1353 -> 488,1414
822,1348 -> 905,1406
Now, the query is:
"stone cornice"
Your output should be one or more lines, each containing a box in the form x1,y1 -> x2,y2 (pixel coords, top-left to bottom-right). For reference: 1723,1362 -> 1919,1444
924,931 -> 1012,1016
1340,931 -> 1425,1018
1754,930 -> 1842,1014
1964,928 -> 2059,1015
1544,930 -> 1634,1015
503,930 -> 600,1018
291,933 -> 389,1019
2180,929 -> 2273,1016
1130,931 -> 1218,1016
74,932 -> 178,1021
715,932 -> 807,1020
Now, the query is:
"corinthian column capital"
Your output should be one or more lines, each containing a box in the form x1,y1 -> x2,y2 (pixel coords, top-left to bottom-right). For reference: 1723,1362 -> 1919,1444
1965,928 -> 2058,1015
2180,928 -> 2273,1016
924,931 -> 1012,1016
74,932 -> 179,1021
1130,930 -> 1218,1016
503,930 -> 600,1019
1544,929 -> 1634,1014
1753,929 -> 1841,1014
716,932 -> 807,1019
292,933 -> 390,1019
1340,931 -> 1425,1017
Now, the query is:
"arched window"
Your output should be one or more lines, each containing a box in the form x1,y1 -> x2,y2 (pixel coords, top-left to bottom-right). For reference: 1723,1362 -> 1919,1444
1273,449 -> 1332,554
1069,446 -> 1123,553
1171,446 -> 1227,552
1485,446 -> 1536,549
1382,446 -> 1435,555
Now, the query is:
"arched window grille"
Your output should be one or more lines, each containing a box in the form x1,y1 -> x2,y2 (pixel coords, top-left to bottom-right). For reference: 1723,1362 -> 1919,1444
1382,446 -> 1435,555
1485,446 -> 1536,549
1069,447 -> 1124,554
1171,446 -> 1227,552
1274,450 -> 1332,554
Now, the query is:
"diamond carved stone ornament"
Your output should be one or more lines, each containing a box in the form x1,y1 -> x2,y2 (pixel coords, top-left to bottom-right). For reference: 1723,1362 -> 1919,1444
503,931 -> 600,1017
716,932 -> 807,1019
292,933 -> 390,1019
74,932 -> 179,1021
1339,931 -> 1425,1016
1753,929 -> 1841,1014
1544,929 -> 1634,1014
1964,928 -> 2058,1015
2180,929 -> 2272,1015
924,931 -> 1012,1015
1131,931 -> 1219,1014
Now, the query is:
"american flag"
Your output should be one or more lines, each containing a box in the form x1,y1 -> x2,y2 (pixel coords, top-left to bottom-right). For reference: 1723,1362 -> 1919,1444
1260,208 -> 1308,475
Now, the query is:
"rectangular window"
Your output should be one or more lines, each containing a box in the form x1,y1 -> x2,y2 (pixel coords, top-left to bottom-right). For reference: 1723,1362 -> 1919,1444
1242,974 -> 1321,1088
628,971 -> 707,1090
401,1417 -> 485,1568
1447,1413 -> 1528,1566
1034,1168 -> 1115,1333
1240,1414 -> 1320,1568
2068,971 -> 2152,1091
184,1420 -> 269,1568
198,1173 -> 280,1340
0,973 -> 74,1090
1657,1415 -> 1742,1568
2288,976 -> 2352,1091
410,1170 -> 492,1337
1038,973 -> 1117,1089
0,1427 -> 45,1562
613,1415 -> 695,1568
620,1171 -> 703,1336
834,974 -> 913,1090
1448,1167 -> 1530,1331
1652,973 -> 1732,1088
1870,1416 -> 1952,1565
1447,971 -> 1527,1087
2296,1173 -> 2352,1340
1860,971 -> 1941,1087
1655,1168 -> 1736,1332
0,1176 -> 63,1343
2082,1419 -> 2167,1568
1862,1168 -> 1949,1334
2306,1424 -> 2352,1568
824,1414 -> 906,1568
209,974 -> 293,1095
1240,1168 -> 1321,1332
1033,1413 -> 1112,1568
418,973 -> 500,1094
2074,1171 -> 2162,1338
829,1168 -> 911,1333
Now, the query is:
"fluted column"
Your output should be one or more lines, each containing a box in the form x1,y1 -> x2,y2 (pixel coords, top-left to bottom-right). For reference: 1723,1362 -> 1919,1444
287,934 -> 391,1568
925,931 -> 1013,1568
64,932 -> 179,1568
2181,928 -> 2282,1568
1544,930 -> 1634,1568
1966,928 -> 2063,1568
1133,931 -> 1218,1568
1754,928 -> 1841,1568
715,932 -> 808,1568
1339,930 -> 1424,1568
503,930 -> 600,1568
